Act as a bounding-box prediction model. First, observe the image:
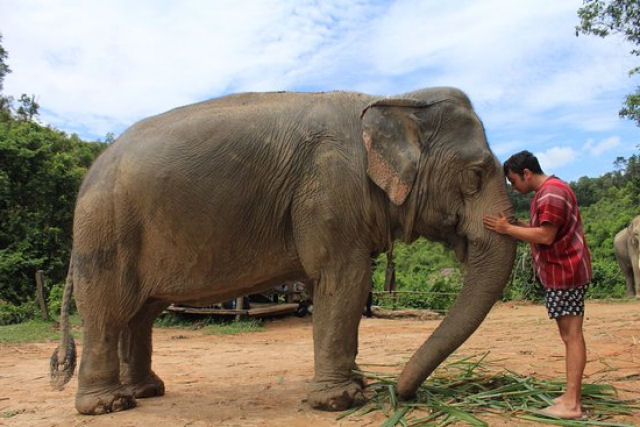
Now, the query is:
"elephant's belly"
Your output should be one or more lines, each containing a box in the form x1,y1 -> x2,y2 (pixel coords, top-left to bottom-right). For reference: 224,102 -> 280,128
173,272 -> 308,306
141,240 -> 306,303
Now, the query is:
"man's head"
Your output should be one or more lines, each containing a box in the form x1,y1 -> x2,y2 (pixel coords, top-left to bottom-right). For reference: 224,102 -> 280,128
503,150 -> 545,194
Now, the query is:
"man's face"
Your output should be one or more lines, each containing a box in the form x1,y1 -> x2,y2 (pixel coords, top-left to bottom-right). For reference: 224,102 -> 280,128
506,170 -> 531,194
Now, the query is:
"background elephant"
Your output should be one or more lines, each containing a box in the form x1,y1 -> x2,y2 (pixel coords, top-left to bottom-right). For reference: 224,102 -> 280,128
614,215 -> 640,297
50,87 -> 516,415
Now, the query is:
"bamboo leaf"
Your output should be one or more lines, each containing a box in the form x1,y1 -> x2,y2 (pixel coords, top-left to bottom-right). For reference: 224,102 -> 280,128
342,354 -> 639,426
520,412 -> 635,427
436,405 -> 487,426
389,384 -> 398,409
381,407 -> 410,427
335,405 -> 360,420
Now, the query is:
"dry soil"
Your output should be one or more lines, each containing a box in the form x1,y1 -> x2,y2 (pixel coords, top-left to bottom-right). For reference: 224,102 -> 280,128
1,300 -> 639,426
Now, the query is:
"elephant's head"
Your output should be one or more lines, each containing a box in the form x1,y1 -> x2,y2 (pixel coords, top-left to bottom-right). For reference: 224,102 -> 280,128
361,87 -> 517,399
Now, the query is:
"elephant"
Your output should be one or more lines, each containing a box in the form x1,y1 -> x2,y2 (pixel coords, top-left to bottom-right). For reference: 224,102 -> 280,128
50,87 -> 517,415
614,215 -> 640,297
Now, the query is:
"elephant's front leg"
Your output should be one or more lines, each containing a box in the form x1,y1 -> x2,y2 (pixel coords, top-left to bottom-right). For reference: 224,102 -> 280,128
308,262 -> 370,411
629,242 -> 640,297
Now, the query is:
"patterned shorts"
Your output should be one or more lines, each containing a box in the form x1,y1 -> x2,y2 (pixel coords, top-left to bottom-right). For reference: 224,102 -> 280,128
545,285 -> 588,319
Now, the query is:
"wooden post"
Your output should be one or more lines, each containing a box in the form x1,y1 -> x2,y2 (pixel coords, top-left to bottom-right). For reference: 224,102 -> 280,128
234,296 -> 245,321
384,250 -> 396,293
35,270 -> 50,320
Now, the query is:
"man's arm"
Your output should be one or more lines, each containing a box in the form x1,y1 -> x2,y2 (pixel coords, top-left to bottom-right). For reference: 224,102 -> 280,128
483,213 -> 558,245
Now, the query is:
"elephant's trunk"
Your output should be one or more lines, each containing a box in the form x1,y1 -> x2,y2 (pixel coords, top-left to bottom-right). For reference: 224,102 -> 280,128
396,232 -> 516,399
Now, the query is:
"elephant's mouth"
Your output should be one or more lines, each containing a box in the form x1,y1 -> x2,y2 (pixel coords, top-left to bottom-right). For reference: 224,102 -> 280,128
451,238 -> 467,264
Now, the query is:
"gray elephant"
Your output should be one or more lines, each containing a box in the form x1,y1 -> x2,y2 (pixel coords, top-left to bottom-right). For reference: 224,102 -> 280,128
50,87 -> 516,415
614,215 -> 640,297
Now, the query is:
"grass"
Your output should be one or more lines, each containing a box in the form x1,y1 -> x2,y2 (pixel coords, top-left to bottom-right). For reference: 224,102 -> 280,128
154,312 -> 265,334
200,319 -> 264,335
339,353 -> 640,426
0,315 -> 82,344
0,314 -> 263,344
1,409 -> 26,418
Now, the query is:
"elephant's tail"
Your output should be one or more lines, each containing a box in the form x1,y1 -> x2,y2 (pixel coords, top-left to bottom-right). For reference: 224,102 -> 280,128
50,258 -> 77,390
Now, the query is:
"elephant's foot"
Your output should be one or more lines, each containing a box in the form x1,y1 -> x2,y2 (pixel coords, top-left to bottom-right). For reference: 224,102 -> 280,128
75,385 -> 136,415
308,380 -> 366,411
124,372 -> 165,398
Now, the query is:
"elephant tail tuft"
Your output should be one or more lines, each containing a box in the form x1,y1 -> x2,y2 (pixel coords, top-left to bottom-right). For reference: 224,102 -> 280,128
50,335 -> 77,390
50,258 -> 77,390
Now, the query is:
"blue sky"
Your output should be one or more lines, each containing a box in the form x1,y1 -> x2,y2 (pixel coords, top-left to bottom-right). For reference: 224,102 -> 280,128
1,0 -> 638,182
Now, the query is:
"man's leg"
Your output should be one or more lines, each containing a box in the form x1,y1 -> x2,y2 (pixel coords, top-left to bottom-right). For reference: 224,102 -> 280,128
544,314 -> 585,419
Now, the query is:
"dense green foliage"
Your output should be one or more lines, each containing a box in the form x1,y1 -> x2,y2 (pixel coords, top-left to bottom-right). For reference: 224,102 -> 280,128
577,155 -> 640,297
0,34 -> 9,94
0,36 -> 106,320
0,118 -> 106,309
371,240 -> 462,313
576,0 -> 640,125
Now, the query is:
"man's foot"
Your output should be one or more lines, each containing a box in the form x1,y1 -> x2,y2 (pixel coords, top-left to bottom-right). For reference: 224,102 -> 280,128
541,402 -> 583,419
552,394 -> 566,404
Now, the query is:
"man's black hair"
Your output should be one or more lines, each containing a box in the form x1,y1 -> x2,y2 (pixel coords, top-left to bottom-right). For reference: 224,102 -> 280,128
503,150 -> 544,176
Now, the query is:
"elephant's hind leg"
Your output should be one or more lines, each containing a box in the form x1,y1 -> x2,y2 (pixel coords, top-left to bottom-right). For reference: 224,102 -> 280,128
119,299 -> 169,398
75,318 -> 136,415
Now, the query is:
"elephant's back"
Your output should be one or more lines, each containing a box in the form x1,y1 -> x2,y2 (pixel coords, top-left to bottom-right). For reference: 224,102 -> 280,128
77,90 -> 372,228
78,91 -> 368,245
97,91 -> 368,190
124,90 -> 370,135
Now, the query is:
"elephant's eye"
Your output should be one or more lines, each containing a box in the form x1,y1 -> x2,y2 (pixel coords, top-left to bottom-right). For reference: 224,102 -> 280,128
461,168 -> 482,196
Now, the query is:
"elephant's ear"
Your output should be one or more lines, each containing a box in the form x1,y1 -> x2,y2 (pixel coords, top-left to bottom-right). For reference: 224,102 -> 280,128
361,98 -> 441,205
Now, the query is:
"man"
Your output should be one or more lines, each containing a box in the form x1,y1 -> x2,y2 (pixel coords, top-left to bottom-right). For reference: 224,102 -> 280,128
483,150 -> 591,420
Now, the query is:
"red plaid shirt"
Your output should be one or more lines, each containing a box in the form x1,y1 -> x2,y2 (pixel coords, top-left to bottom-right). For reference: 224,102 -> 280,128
530,176 -> 592,290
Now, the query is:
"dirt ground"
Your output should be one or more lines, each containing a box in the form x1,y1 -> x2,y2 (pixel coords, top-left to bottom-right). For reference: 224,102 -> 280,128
1,300 -> 638,426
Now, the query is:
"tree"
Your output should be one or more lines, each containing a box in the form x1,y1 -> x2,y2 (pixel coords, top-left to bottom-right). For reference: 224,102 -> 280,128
0,119 -> 107,305
15,94 -> 39,121
0,33 -> 9,93
0,34 -> 39,121
0,33 -> 11,121
576,0 -> 640,125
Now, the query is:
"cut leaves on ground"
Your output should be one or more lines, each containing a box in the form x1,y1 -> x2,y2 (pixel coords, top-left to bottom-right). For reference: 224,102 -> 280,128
342,353 -> 640,426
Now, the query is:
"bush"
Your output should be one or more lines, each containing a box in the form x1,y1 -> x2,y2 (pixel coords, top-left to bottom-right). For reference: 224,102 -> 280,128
587,259 -> 627,298
502,243 -> 545,302
47,281 -> 75,318
372,240 -> 463,312
0,281 -> 74,326
154,311 -> 264,333
0,299 -> 37,325
0,118 -> 106,306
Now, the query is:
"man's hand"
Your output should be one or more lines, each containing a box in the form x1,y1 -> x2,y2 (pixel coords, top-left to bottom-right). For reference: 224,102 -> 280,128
483,213 -> 558,245
483,213 -> 512,235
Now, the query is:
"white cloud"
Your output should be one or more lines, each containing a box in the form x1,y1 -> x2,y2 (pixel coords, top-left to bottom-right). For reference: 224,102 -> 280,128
583,136 -> 621,156
535,146 -> 579,171
1,0 -> 379,136
0,0 -> 637,162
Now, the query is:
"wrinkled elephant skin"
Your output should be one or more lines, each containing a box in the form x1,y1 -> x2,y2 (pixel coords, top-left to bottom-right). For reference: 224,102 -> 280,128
50,88 -> 516,415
